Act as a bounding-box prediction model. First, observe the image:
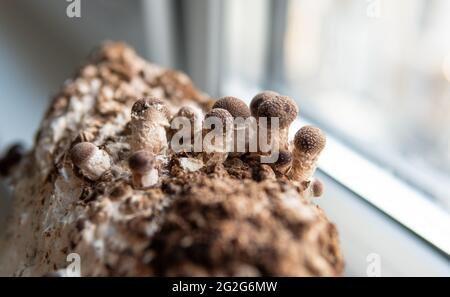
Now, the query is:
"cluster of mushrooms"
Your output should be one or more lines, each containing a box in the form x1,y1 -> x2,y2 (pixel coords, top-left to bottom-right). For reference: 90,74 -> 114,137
0,42 -> 344,277
69,91 -> 326,198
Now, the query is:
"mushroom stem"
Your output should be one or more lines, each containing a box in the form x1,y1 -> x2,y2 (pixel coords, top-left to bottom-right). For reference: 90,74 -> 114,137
271,150 -> 292,175
290,150 -> 319,183
257,126 -> 288,152
128,150 -> 158,189
130,98 -> 170,154
131,168 -> 159,189
279,128 -> 290,151
212,96 -> 252,155
256,95 -> 298,154
70,142 -> 111,180
203,127 -> 233,165
289,126 -> 326,184
233,118 -> 257,154
202,108 -> 233,165
169,105 -> 203,153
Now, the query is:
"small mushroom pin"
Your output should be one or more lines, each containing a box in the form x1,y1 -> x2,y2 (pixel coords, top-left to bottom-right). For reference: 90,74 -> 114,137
256,95 -> 298,151
289,125 -> 326,184
70,142 -> 111,180
271,150 -> 293,175
250,90 -> 279,117
213,96 -> 252,154
202,108 -> 234,164
128,150 -> 158,189
130,98 -> 170,154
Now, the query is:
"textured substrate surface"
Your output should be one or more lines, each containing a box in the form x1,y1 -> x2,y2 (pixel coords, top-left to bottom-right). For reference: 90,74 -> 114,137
0,42 -> 343,276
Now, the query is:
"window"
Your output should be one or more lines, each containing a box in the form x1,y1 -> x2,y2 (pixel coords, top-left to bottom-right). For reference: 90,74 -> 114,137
219,0 -> 450,255
283,0 -> 450,208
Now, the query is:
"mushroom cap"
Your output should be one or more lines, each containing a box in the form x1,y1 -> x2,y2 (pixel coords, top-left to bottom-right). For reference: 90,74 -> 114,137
70,142 -> 97,166
203,108 -> 233,132
257,95 -> 298,128
212,96 -> 251,119
128,150 -> 155,174
275,150 -> 293,167
294,126 -> 326,155
250,90 -> 279,117
175,105 -> 203,125
131,97 -> 170,119
176,106 -> 196,119
312,179 -> 324,197
205,108 -> 233,122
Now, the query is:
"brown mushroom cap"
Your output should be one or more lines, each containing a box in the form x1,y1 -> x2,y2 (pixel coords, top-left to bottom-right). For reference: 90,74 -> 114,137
70,142 -> 96,166
275,150 -> 293,167
128,150 -> 155,174
257,95 -> 298,128
294,126 -> 326,155
250,90 -> 279,117
203,108 -> 233,132
176,106 -> 197,120
212,96 -> 251,119
312,179 -> 324,197
131,97 -> 170,118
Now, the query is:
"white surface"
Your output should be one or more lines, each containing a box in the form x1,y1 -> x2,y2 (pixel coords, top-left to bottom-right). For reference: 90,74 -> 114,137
313,125 -> 450,257
317,171 -> 450,276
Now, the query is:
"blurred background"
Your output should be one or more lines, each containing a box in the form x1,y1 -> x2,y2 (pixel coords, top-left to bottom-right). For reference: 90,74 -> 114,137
0,0 -> 449,276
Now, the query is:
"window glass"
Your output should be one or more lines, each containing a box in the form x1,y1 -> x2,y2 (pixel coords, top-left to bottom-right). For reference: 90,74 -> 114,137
223,0 -> 450,211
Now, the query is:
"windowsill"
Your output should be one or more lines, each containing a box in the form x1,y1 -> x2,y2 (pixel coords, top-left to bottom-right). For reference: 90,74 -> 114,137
316,170 -> 450,276
308,121 -> 450,258
222,78 -> 450,260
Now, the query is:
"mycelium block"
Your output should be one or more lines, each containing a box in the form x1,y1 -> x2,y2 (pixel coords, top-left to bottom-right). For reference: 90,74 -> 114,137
0,42 -> 343,276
